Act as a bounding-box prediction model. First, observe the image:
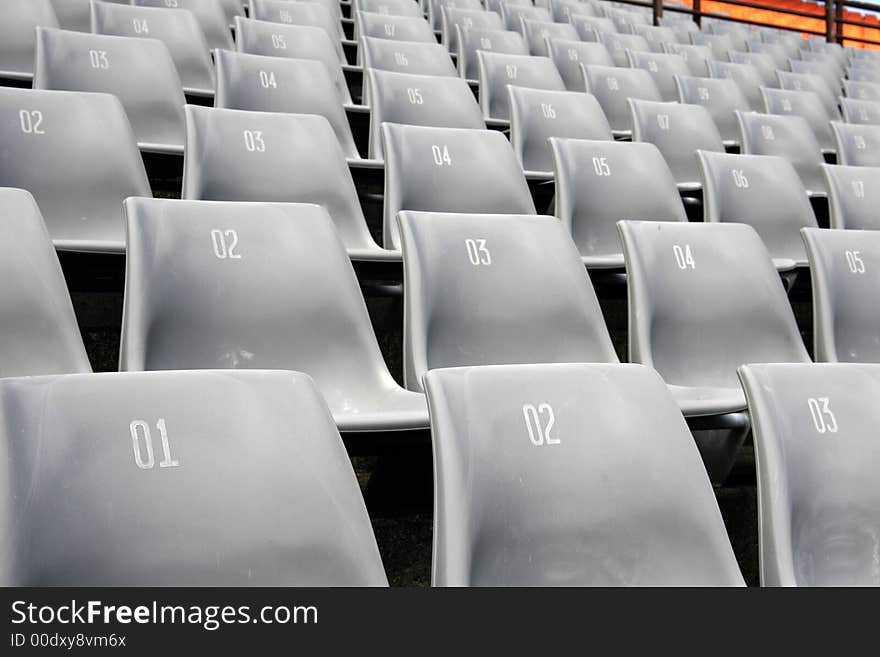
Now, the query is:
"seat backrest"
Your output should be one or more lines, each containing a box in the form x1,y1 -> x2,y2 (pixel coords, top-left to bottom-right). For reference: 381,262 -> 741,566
761,87 -> 835,152
427,0 -> 482,31
34,27 -> 186,154
547,0 -> 600,23
843,78 -> 880,102
521,19 -> 578,57
728,50 -> 777,87
398,213 -> 618,391
675,76 -> 750,145
477,51 -> 565,122
663,42 -> 712,76
841,96 -> 880,125
182,106 -> 380,253
500,4 -> 551,33
425,362 -> 744,587
570,15 -> 616,42
234,18 -> 351,102
630,99 -> 725,187
356,0 -> 422,19
737,362 -> 880,586
546,38 -> 613,91
690,31 -> 733,59
214,49 -> 358,159
832,121 -> 880,167
356,11 -> 437,45
698,151 -> 817,265
777,70 -> 839,119
745,38 -> 790,69
366,69 -> 484,159
633,24 -> 677,53
455,27 -> 528,82
789,57 -> 842,95
510,87 -> 612,173
0,369 -> 387,586
582,64 -> 662,135
361,36 -> 457,80
0,188 -> 90,377
50,0 -> 92,32
627,50 -> 691,101
250,0 -> 344,42
618,221 -> 810,389
707,59 -> 764,111
802,228 -> 880,363
599,31 -> 650,67
822,163 -> 880,229
382,124 -> 536,249
737,111 -> 827,195
0,87 -> 151,252
846,65 -> 880,84
0,0 -> 59,79
133,0 -> 233,50
440,7 -> 503,52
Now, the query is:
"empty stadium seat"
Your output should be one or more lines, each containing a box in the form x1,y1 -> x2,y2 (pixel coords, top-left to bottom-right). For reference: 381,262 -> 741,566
425,362 -> 744,586
477,51 -> 565,123
599,31 -> 651,67
427,0 -> 483,31
745,38 -> 790,69
802,228 -> 880,363
357,11 -> 437,47
761,87 -> 836,153
440,6 -> 503,52
355,0 -> 422,22
630,100 -> 724,190
737,362 -> 880,586
366,69 -> 484,159
34,27 -> 186,155
582,65 -> 663,137
0,87 -> 151,252
628,50 -> 691,102
551,138 -> 686,267
381,124 -> 536,249
841,96 -> 880,126
728,50 -> 777,88
569,15 -> 616,42
547,0 -> 600,22
690,31 -> 734,59
50,0 -> 93,32
698,151 -> 818,267
737,111 -> 827,196
500,4 -> 551,33
92,0 -> 215,97
846,65 -> 880,84
397,212 -> 618,391
777,70 -> 839,120
455,27 -> 528,83
822,163 -> 880,230
832,121 -> 880,167
121,198 -> 428,431
133,0 -> 233,50
663,42 -> 712,76
789,58 -> 842,96
707,60 -> 764,111
0,369 -> 388,585
633,24 -> 677,53
361,35 -> 457,79
510,87 -> 612,174
251,0 -> 345,43
521,19 -> 578,57
843,78 -> 880,102
546,38 -> 613,91
0,188 -> 90,377
0,0 -> 59,81
182,106 -> 392,260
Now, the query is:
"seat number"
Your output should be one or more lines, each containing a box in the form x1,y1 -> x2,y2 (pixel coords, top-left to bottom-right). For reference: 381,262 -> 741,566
259,70 -> 277,89
541,103 -> 556,119
845,250 -> 865,274
132,18 -> 149,34
407,88 -> 423,105
18,110 -> 45,135
130,419 -> 180,469
657,113 -> 670,130
271,34 -> 287,49
431,144 -> 452,166
243,129 -> 266,152
465,238 -> 491,266
673,244 -> 695,269
592,156 -> 611,176
807,397 -> 838,434
523,403 -> 558,446
211,229 -> 241,260
89,50 -> 109,69
732,169 -> 749,189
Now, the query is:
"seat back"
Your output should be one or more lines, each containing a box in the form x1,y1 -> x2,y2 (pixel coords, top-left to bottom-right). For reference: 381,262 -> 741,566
582,64 -> 662,135
841,96 -> 880,125
761,87 -> 836,152
633,24 -> 677,53
361,36 -> 457,79
521,19 -> 578,57
427,0 -> 483,31
356,11 -> 437,45
822,163 -> 880,229
843,78 -> 880,102
455,27 -> 527,82
663,42 -> 712,76
777,70 -> 839,119
0,0 -> 59,80
832,121 -> 880,167
627,50 -> 690,101
570,15 -> 616,42
133,0 -> 233,50
250,0 -> 344,42
50,0 -> 92,32
728,50 -> 777,87
546,38 -> 613,91
477,51 -> 565,122
675,75 -> 750,145
599,31 -> 650,67
440,7 -> 503,53
500,4 -> 551,33
707,59 -> 764,110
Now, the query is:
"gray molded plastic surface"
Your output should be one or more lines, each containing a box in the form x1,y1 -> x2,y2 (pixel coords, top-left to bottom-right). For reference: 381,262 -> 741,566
546,39 -> 613,91
133,0 -> 233,50
699,151 -> 818,267
634,24 -> 677,53
521,19 -> 578,57
570,15 -> 617,42
381,124 -> 536,250
737,111 -> 827,196
0,188 -> 90,377
356,11 -> 437,44
777,70 -> 839,119
551,138 -> 686,268
690,31 -> 733,59
599,32 -> 650,67
500,5 -> 551,33
0,0 -> 59,80
846,65 -> 880,84
510,87 -> 612,174
49,0 -> 94,32
250,0 -> 345,43
427,0 -> 482,31
548,0 -> 601,23
663,43 -> 712,76
630,99 -> 724,188
832,121 -> 880,167
0,369 -> 388,585
843,78 -> 880,101
356,0 -> 422,20
707,60 -> 764,111
120,198 -> 427,431
737,363 -> 880,586
745,39 -> 790,69
34,28 -> 186,154
761,87 -> 836,152
729,50 -> 778,88
0,87 -> 151,253
582,64 -> 662,136
366,69 -> 484,160
91,1 -> 215,96
440,7 -> 503,52
361,36 -> 457,79
477,51 -> 565,123
182,106 -> 392,260
425,362 -> 745,586
789,58 -> 842,95
802,228 -> 880,363
822,163 -> 880,229
841,96 -> 880,125
214,49 -> 359,159
398,213 -> 618,392
627,51 -> 690,102
234,18 -> 351,103
455,27 -> 528,82
618,221 -> 810,416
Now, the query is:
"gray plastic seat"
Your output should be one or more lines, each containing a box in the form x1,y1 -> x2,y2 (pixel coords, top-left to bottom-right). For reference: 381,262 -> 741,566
425,362 -> 744,587
49,0 -> 94,32
521,19 -> 578,57
366,69 -> 484,159
133,0 -> 233,50
628,50 -> 691,102
789,58 -> 842,96
663,42 -> 712,76
802,227 -> 880,362
455,27 -> 528,83
832,121 -> 880,167
843,78 -> 880,102
599,31 -> 650,68
745,38 -> 791,69
250,0 -> 345,43
706,21 -> 750,51
121,198 -> 427,431
0,0 -> 59,81
510,87 -> 612,174
355,0 -> 423,20
0,369 -> 388,586
618,220 -> 810,418
761,87 -> 836,153
361,36 -> 457,79
398,212 -> 618,391
440,6 -> 503,53
477,51 -> 565,124
698,151 -> 818,267
841,96 -> 880,125
737,111 -> 827,196
0,188 -> 90,378
737,362 -> 880,586
569,15 -> 616,42
605,7 -> 648,33
34,27 -> 186,155
630,100 -> 725,190
551,138 -> 686,267
708,59 -> 764,111
690,32 -> 734,59
183,106 -> 392,260
728,50 -> 777,88
500,4 -> 551,34
0,88 -> 151,252
547,0 -> 600,23
427,0 -> 483,31
357,11 -> 437,45
582,64 -> 662,137
234,18 -> 351,102
777,70 -> 839,120
382,124 -> 536,250
846,65 -> 880,84
92,0 -> 215,97
214,50 -> 358,158
822,163 -> 880,229
633,24 -> 678,53
546,39 -> 612,93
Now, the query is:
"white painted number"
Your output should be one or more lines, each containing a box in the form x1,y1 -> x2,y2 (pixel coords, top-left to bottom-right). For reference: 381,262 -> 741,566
541,103 -> 556,119
698,86 -> 710,100
506,64 -> 517,80
592,156 -> 611,176
431,144 -> 452,166
271,34 -> 287,49
523,403 -> 558,446
384,24 -> 395,37
761,125 -> 775,140
18,110 -> 45,135
606,76 -> 619,91
243,129 -> 265,152
845,250 -> 865,274
89,49 -> 109,69
464,238 -> 491,265
406,87 -> 423,105
852,180 -> 865,198
657,113 -> 670,130
807,397 -> 838,434
673,244 -> 696,269
132,18 -> 149,34
732,168 -> 749,189
394,52 -> 408,66
211,229 -> 242,260
130,419 -> 179,469
259,70 -> 277,89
